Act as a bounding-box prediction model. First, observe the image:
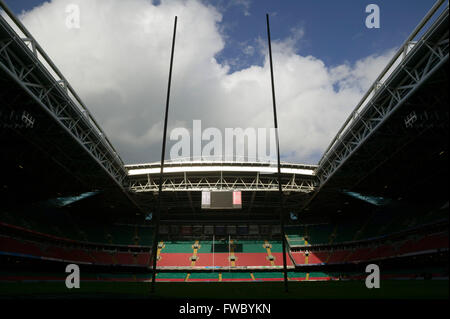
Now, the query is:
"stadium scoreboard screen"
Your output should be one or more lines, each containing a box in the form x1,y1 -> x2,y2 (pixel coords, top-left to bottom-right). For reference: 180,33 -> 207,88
201,191 -> 242,209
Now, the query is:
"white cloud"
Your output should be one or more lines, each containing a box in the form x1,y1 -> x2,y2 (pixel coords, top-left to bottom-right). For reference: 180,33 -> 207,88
242,44 -> 254,56
17,0 -> 396,164
233,0 -> 251,16
222,0 -> 251,16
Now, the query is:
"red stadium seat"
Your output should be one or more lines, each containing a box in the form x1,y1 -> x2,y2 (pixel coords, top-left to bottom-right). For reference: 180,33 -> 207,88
234,253 -> 271,266
195,253 -> 229,267
308,251 -> 329,264
157,253 -> 192,267
116,252 -> 135,265
291,251 -> 306,264
0,236 -> 43,257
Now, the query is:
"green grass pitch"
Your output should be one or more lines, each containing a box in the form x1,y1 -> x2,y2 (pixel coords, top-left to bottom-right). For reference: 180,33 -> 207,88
1,280 -> 448,299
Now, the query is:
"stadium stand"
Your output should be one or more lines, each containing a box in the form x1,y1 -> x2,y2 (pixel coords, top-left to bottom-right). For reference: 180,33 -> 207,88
1,211 -> 448,272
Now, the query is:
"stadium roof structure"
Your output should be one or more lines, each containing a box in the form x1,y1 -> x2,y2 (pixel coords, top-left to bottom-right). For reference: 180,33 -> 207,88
126,160 -> 317,193
125,160 -> 318,222
0,0 -> 448,224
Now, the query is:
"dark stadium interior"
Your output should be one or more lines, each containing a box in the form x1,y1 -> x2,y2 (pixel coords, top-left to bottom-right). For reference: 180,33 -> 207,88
0,68 -> 141,216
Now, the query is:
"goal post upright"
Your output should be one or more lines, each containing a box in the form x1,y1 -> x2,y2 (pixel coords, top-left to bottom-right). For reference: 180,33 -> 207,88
150,16 -> 178,293
266,13 -> 289,293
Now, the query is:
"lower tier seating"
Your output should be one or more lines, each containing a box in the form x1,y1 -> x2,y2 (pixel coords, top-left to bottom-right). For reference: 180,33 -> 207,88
1,231 -> 447,268
292,232 -> 449,265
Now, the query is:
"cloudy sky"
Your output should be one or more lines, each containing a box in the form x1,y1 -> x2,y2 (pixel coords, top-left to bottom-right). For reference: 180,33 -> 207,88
3,0 -> 436,164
